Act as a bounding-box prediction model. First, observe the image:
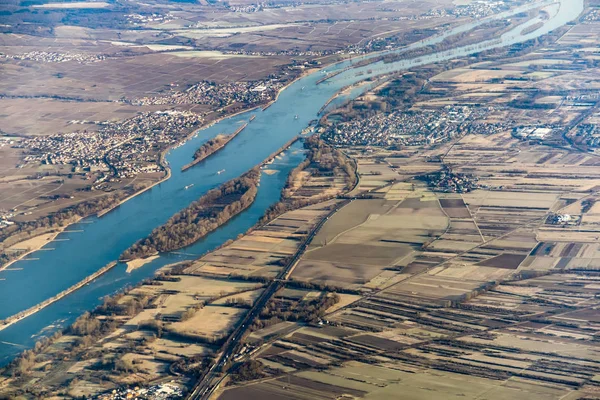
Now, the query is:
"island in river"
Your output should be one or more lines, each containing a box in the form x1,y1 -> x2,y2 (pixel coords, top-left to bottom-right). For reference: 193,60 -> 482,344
0,0 -> 583,377
120,167 -> 261,261
181,122 -> 250,172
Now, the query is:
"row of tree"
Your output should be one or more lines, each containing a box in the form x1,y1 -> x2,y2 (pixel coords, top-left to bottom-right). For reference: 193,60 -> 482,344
251,291 -> 340,331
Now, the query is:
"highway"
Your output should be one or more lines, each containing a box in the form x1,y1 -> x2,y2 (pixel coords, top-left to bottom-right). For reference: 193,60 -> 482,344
186,198 -> 352,400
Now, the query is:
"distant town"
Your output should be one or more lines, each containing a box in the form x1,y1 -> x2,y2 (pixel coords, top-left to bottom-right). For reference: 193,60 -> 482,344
323,106 -> 508,147
18,110 -> 202,183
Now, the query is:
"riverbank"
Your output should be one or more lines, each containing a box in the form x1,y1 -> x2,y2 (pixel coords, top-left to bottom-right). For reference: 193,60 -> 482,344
263,68 -> 320,111
121,138 -> 304,267
0,217 -> 82,273
120,167 -> 262,261
0,261 -> 118,332
97,154 -> 172,218
0,232 -> 60,273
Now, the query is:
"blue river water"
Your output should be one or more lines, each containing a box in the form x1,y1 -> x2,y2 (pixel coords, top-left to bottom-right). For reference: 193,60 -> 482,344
0,0 -> 583,365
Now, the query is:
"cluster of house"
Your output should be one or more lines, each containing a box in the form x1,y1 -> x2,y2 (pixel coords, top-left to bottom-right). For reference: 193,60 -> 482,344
571,123 -> 600,148
19,111 -> 202,181
513,126 -> 556,141
130,80 -> 283,108
94,383 -> 183,400
1,51 -> 106,64
324,106 -> 505,148
0,209 -> 15,229
547,213 -> 573,225
584,9 -> 600,21
225,3 -> 265,12
0,218 -> 15,230
422,167 -> 479,193
126,12 -> 173,25
423,0 -> 507,19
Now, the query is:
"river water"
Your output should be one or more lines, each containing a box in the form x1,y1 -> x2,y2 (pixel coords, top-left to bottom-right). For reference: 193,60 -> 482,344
0,0 -> 583,365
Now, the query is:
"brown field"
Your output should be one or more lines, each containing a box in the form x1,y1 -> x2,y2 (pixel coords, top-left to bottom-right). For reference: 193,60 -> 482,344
170,306 -> 247,338
558,22 -> 600,46
187,200 -> 339,278
1,49 -> 291,101
11,7 -> 600,400
309,199 -> 396,247
477,253 -> 527,269
0,98 -> 167,137
232,269 -> 600,400
293,192 -> 448,289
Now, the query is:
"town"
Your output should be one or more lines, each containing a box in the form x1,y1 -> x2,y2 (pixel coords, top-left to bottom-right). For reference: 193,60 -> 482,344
323,106 -> 508,148
19,111 -> 202,182
130,79 -> 284,108
0,51 -> 107,64
93,382 -> 183,400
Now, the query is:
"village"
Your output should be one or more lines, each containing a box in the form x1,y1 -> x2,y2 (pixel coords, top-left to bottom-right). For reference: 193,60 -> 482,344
93,382 -> 183,400
130,79 -> 284,108
0,51 -> 106,64
323,105 -> 509,148
423,0 -> 508,19
18,110 -> 202,182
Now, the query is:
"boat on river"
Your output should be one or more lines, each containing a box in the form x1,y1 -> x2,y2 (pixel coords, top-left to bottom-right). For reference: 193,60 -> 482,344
0,0 -> 583,363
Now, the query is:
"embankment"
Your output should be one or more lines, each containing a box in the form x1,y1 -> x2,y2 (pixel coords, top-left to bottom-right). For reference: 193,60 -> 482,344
0,230 -> 67,273
260,136 -> 301,167
0,261 -> 118,332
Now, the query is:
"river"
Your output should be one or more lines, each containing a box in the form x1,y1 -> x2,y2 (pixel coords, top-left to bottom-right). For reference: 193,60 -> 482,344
0,0 -> 583,365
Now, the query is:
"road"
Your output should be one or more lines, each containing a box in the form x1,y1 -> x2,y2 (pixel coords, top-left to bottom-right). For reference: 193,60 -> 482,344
186,197 -> 352,400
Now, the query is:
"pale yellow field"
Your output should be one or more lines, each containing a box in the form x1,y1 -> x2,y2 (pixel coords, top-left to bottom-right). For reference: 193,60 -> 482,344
170,306 -> 246,337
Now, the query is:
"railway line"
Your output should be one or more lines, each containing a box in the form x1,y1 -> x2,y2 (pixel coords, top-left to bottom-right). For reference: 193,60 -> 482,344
186,197 -> 351,399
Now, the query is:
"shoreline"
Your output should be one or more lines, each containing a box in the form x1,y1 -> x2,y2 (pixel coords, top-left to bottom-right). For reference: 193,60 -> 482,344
125,255 -> 159,273
181,121 -> 249,172
97,153 -> 172,218
96,68 -> 317,219
260,136 -> 301,168
0,261 -> 118,332
0,217 -> 82,273
120,167 -> 262,261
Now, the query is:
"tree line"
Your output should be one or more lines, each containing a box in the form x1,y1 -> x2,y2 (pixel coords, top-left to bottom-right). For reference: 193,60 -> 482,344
0,183 -> 148,268
251,291 -> 340,331
194,134 -> 232,161
120,168 -> 261,260
182,133 -> 236,171
259,135 -> 356,224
